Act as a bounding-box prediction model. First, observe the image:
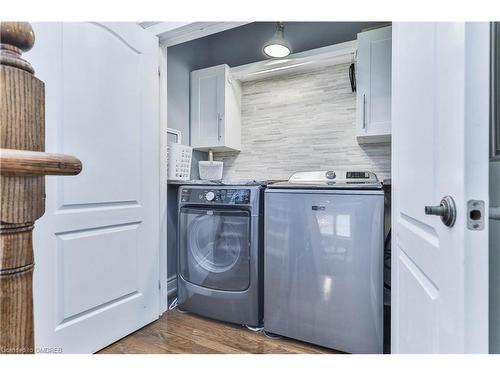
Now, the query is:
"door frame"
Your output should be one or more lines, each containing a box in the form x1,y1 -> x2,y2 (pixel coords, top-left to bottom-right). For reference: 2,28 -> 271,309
142,22 -> 251,47
159,43 -> 169,313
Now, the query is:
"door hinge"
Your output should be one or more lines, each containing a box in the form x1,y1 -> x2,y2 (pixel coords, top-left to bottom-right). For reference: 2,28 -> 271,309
158,280 -> 161,290
158,67 -> 161,77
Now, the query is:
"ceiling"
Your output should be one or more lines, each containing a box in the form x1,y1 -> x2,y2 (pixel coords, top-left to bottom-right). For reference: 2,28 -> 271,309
169,21 -> 389,68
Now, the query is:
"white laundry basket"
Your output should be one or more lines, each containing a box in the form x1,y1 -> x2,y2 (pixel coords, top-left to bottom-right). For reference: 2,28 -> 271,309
166,129 -> 192,180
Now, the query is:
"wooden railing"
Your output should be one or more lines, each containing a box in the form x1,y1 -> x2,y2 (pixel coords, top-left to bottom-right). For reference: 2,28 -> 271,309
0,22 -> 82,354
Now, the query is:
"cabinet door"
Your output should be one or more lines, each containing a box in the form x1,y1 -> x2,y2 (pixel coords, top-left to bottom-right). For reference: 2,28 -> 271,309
356,26 -> 392,142
190,65 -> 226,148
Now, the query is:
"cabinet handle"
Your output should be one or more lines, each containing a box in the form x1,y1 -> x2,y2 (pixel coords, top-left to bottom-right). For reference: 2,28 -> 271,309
217,113 -> 222,142
362,94 -> 367,129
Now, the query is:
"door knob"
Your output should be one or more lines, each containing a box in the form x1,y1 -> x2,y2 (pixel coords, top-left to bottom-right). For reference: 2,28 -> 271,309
425,195 -> 457,227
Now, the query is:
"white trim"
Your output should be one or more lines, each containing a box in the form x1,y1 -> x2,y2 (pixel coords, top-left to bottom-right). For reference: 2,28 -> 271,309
230,40 -> 357,82
159,44 -> 169,314
463,21 -> 490,353
390,23 -> 400,353
141,22 -> 191,36
157,22 -> 251,47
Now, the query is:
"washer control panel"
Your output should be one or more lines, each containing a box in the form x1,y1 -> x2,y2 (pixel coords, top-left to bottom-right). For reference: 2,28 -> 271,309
181,188 -> 251,205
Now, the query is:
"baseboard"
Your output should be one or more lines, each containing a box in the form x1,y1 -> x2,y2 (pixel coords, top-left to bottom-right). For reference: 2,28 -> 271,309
167,275 -> 177,297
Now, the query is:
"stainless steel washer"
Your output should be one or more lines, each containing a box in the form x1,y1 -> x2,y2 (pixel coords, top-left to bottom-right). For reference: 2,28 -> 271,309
177,185 -> 263,326
264,171 -> 385,353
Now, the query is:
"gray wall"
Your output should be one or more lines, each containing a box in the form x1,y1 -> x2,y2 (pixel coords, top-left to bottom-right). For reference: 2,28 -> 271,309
166,150 -> 207,282
491,160 -> 500,353
166,22 -> 387,146
167,38 -> 210,145
167,39 -> 211,281
166,22 -> 387,281
490,23 -> 499,353
214,63 -> 391,181
490,23 -> 500,353
205,22 -> 387,67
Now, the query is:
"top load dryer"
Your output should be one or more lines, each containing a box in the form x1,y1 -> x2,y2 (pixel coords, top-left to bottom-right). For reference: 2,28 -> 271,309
264,170 -> 384,353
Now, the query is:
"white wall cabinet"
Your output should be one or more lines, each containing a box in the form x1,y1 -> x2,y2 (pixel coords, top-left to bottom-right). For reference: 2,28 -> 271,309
356,26 -> 392,144
190,64 -> 242,151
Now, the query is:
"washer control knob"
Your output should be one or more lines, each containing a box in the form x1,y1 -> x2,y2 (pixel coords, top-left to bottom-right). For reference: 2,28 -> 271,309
325,171 -> 336,179
205,191 -> 215,201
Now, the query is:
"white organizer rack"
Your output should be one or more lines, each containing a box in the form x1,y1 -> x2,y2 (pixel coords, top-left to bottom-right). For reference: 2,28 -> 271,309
166,128 -> 192,181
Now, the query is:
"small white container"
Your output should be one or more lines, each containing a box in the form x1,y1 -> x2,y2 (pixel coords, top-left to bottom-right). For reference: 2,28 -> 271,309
199,161 -> 223,180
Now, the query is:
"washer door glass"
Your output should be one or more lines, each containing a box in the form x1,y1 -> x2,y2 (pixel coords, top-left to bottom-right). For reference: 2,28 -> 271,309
179,207 -> 251,291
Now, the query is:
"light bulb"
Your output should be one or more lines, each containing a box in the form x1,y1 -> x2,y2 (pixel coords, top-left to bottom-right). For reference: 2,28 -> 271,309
263,43 -> 291,58
263,22 -> 291,58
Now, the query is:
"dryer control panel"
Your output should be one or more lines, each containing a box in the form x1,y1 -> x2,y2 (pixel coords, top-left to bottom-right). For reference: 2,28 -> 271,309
181,188 -> 251,205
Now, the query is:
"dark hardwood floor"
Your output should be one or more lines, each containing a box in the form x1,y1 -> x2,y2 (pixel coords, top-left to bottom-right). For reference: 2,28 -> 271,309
99,309 -> 339,354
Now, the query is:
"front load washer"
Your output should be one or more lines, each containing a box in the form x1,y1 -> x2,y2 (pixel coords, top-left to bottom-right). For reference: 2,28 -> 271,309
264,170 -> 385,353
177,184 -> 263,326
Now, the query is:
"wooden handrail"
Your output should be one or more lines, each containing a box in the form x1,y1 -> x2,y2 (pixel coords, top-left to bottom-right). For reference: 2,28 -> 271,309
0,22 -> 82,354
0,149 -> 82,176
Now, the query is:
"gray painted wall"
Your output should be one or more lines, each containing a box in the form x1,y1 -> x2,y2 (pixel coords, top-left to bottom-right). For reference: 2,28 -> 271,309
205,22 -> 387,68
490,160 -> 500,353
166,150 -> 207,282
166,39 -> 211,280
214,63 -> 391,181
167,38 -> 210,145
490,23 -> 500,353
166,22 -> 387,147
166,22 -> 387,281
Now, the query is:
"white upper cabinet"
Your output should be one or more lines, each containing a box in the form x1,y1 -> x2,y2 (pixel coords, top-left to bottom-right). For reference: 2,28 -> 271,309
190,64 -> 242,151
356,25 -> 392,144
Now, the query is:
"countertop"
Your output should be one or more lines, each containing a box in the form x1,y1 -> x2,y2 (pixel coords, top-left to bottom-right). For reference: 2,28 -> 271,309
167,179 -> 270,186
168,178 -> 391,186
167,179 -> 216,186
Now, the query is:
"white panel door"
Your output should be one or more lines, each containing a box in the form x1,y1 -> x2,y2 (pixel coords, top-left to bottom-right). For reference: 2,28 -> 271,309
392,23 -> 490,353
27,22 -> 160,353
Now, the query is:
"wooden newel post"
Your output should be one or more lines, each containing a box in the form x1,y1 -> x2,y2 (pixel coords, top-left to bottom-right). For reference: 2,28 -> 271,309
0,22 -> 82,354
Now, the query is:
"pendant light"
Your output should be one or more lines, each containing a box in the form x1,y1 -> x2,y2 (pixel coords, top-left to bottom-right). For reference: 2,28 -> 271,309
263,22 -> 291,58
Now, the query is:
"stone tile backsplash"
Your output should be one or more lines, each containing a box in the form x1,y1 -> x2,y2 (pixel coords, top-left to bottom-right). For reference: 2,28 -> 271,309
214,62 -> 391,181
